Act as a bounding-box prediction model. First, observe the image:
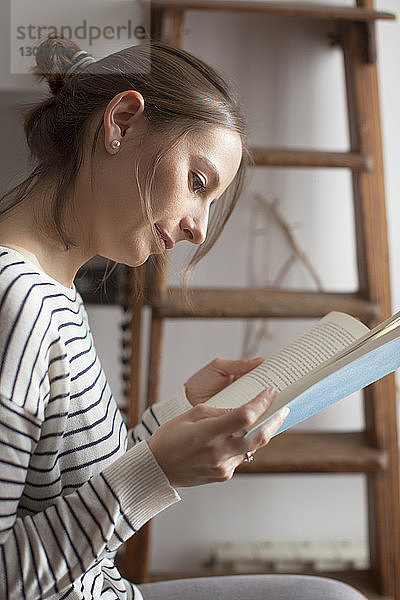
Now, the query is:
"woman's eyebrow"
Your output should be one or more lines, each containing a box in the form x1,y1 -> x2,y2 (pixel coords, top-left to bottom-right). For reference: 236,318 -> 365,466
192,155 -> 220,189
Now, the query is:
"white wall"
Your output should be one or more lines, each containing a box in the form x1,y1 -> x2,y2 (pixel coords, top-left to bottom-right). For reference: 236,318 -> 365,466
1,0 -> 399,575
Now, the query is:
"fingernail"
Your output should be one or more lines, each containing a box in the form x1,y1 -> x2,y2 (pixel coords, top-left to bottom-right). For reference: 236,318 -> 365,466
266,387 -> 277,398
279,406 -> 290,419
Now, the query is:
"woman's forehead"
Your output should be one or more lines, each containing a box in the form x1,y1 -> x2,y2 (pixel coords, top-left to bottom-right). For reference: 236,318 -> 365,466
182,127 -> 242,178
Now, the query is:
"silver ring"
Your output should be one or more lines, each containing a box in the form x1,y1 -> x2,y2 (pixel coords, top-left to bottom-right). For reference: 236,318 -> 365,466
244,451 -> 254,463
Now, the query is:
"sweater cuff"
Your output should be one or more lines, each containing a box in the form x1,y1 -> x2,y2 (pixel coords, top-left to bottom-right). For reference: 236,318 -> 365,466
103,440 -> 180,531
152,384 -> 193,426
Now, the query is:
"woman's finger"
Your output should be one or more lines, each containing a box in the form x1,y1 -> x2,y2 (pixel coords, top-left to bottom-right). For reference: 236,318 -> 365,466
202,387 -> 277,438
251,405 -> 290,444
212,356 -> 264,378
226,405 -> 290,462
247,406 -> 290,453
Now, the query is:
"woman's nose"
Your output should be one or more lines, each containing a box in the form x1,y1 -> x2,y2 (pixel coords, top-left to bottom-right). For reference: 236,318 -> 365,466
180,213 -> 208,245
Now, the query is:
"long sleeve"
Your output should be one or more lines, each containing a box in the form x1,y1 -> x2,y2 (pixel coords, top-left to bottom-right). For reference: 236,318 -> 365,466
128,384 -> 193,447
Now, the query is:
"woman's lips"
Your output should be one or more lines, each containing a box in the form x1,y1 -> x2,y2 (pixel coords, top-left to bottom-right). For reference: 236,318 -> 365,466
155,225 -> 174,250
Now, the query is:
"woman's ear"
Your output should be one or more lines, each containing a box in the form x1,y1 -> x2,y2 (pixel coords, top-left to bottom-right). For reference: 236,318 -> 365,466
103,90 -> 145,154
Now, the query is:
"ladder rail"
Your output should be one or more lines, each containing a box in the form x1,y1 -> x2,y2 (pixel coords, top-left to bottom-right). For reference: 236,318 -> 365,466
341,11 -> 400,597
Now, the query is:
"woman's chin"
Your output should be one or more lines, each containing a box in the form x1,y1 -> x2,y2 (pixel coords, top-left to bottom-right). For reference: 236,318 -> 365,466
135,255 -> 151,267
109,241 -> 163,268
120,256 -> 149,268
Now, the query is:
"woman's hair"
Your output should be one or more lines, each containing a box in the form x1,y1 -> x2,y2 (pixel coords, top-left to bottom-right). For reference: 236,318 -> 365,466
0,36 -> 251,285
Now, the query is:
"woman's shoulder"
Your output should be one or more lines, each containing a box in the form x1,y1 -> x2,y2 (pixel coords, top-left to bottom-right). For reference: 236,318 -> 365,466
0,245 -> 86,354
0,247 -> 78,415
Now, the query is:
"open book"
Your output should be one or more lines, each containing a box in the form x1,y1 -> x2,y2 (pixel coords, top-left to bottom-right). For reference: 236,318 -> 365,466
205,310 -> 400,437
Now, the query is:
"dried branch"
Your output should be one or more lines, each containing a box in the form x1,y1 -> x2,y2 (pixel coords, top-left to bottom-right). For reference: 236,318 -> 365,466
242,194 -> 324,358
254,193 -> 324,291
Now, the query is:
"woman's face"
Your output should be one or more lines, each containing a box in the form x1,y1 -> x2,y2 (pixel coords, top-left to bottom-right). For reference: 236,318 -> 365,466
90,117 -> 243,267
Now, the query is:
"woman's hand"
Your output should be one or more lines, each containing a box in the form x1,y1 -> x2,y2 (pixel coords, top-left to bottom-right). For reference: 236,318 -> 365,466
184,357 -> 265,406
147,387 -> 289,488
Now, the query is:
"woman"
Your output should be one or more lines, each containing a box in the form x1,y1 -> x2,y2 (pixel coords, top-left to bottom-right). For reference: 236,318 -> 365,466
0,37 -> 366,600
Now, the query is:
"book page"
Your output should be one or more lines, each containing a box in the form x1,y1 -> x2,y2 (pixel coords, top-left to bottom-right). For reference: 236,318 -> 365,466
311,309 -> 400,373
206,311 -> 369,411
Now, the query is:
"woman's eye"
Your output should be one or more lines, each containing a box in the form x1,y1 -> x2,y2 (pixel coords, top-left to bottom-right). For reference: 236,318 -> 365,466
191,172 -> 207,194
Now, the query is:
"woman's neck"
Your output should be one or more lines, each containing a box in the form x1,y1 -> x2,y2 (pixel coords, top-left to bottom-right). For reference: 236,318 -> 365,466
0,183 -> 93,289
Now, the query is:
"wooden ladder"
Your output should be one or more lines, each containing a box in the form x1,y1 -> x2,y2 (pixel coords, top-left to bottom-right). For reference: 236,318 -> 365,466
122,2 -> 400,599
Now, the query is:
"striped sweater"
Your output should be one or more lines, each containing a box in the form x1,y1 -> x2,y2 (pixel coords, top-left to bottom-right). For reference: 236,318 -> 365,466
0,246 -> 192,600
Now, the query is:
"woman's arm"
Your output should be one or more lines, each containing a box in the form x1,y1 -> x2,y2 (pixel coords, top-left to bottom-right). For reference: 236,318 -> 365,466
0,387 -> 287,599
0,290 -> 180,599
128,357 -> 264,447
0,283 -> 276,598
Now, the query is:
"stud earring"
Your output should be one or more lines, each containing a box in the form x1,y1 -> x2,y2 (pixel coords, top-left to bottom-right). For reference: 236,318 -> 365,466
111,140 -> 121,150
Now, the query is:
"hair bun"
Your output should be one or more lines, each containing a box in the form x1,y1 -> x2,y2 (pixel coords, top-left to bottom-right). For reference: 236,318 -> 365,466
35,36 -> 92,95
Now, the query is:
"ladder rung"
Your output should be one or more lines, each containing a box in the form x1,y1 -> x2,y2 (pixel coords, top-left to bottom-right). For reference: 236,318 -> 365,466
151,1 -> 395,22
148,289 -> 380,322
250,148 -> 371,170
237,432 -> 387,474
